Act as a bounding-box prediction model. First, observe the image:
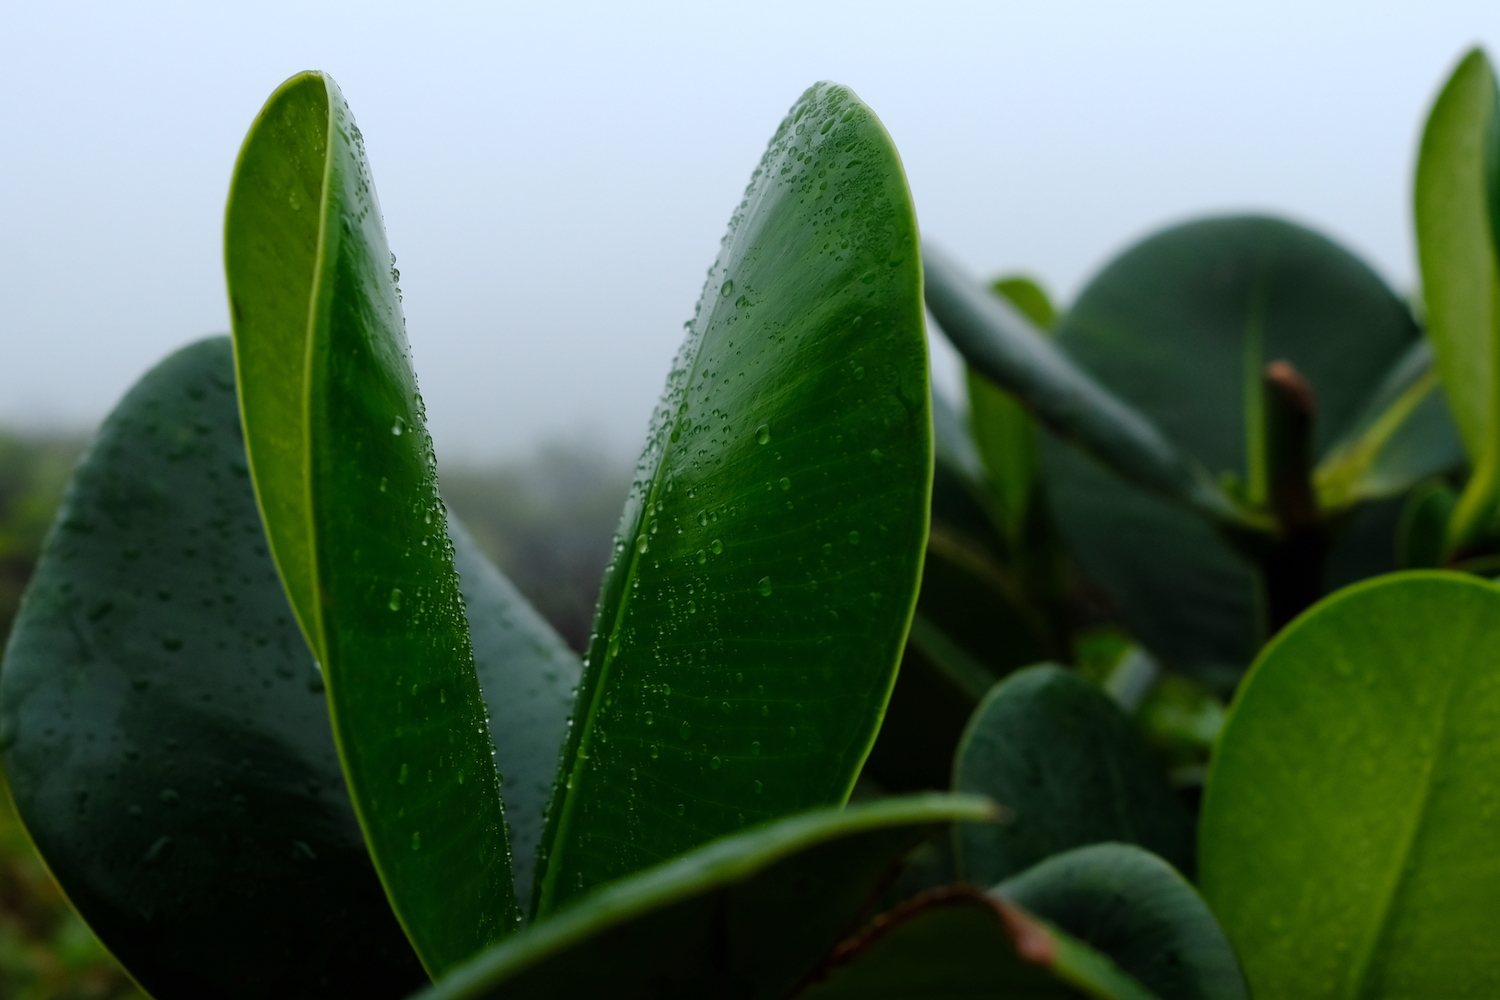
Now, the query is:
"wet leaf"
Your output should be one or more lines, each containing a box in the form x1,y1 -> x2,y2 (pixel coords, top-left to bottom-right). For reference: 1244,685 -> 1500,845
535,82 -> 930,915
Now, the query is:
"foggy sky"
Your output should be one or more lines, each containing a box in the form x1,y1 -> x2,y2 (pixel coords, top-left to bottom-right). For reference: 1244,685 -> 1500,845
3,1 -> 1497,460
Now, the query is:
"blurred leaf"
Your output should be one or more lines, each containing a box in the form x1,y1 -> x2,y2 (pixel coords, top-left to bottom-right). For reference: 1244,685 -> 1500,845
796,886 -> 1161,1000
953,665 -> 1194,885
1200,572 -> 1500,997
535,82 -> 930,915
1413,48 -> 1500,553
925,246 -> 1254,529
1397,478 -> 1457,569
966,273 -> 1058,547
225,72 -> 514,970
411,795 -> 995,1000
1314,340 -> 1464,510
1041,216 -> 1420,681
999,844 -> 1247,1000
450,518 -> 581,915
0,339 -> 426,998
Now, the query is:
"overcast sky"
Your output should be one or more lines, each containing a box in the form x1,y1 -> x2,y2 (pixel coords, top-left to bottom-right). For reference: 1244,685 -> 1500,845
3,2 -> 1498,461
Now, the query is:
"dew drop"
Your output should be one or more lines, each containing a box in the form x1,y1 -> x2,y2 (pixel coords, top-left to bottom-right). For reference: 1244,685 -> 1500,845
869,449 -> 883,464
779,477 -> 791,491
636,535 -> 649,554
398,763 -> 409,785
721,279 -> 735,298
649,744 -> 660,758
391,416 -> 406,436
848,531 -> 860,545
681,721 -> 691,739
752,741 -> 761,755
854,366 -> 865,380
645,711 -> 654,725
676,803 -> 686,816
411,831 -> 422,851
711,756 -> 722,769
388,588 -> 403,611
711,539 -> 724,555
756,424 -> 771,445
758,576 -> 772,597
754,780 -> 764,794
697,549 -> 707,564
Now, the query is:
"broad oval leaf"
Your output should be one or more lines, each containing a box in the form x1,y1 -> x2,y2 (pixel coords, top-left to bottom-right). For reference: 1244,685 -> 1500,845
999,844 -> 1247,1000
0,338 -> 427,998
225,72 -> 514,970
1200,572 -> 1500,997
413,795 -> 995,1000
953,665 -> 1194,885
1042,216 -> 1420,680
1414,47 -> 1500,552
535,82 -> 931,915
796,886 -> 1161,1000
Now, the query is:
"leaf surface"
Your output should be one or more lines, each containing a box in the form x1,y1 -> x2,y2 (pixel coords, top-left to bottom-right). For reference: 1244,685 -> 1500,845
1041,216 -> 1419,679
795,886 -> 1161,1000
225,72 -> 513,970
412,795 -> 994,1000
1200,572 -> 1500,997
535,82 -> 930,914
952,665 -> 1194,885
1000,844 -> 1247,1000
0,339 -> 426,998
1413,48 -> 1500,551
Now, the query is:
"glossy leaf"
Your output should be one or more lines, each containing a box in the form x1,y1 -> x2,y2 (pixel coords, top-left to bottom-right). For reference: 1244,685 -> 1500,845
1200,572 -> 1500,997
451,517 -> 581,914
225,72 -> 513,970
953,665 -> 1194,885
999,844 -> 1247,1000
0,338 -> 427,998
535,82 -> 931,915
1041,216 -> 1420,680
1413,48 -> 1500,552
924,246 -> 1254,529
796,887 -> 1160,1000
412,795 -> 996,1000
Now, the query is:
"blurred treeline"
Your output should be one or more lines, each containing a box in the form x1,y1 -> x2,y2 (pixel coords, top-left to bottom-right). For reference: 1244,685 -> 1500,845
0,427 -> 627,998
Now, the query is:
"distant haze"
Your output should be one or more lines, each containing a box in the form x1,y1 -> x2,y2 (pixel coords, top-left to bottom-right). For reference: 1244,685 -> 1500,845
3,1 -> 1497,460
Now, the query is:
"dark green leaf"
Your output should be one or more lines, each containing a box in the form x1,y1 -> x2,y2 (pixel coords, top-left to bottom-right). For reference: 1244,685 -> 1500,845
953,665 -> 1194,885
924,246 -> 1252,529
999,844 -> 1247,1000
412,795 -> 996,1000
1314,340 -> 1464,509
0,338 -> 426,999
450,518 -> 580,914
796,886 -> 1160,1000
535,82 -> 930,915
1041,216 -> 1420,679
1413,48 -> 1500,552
1397,478 -> 1457,569
1200,572 -> 1500,997
225,72 -> 513,970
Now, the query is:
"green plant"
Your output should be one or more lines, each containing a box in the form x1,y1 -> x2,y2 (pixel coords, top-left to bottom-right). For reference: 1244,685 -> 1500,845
6,44 -> 1500,1000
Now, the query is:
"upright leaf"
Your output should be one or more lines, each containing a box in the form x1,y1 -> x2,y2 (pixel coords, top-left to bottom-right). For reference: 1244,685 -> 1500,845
451,518 -> 580,913
225,72 -> 513,971
0,339 -> 425,998
952,665 -> 1194,885
999,844 -> 1248,1000
1040,216 -> 1419,680
1200,572 -> 1500,998
413,795 -> 995,1000
1414,48 -> 1500,553
535,83 -> 931,915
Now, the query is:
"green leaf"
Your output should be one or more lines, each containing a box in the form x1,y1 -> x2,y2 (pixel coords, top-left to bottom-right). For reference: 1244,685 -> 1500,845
1313,340 -> 1464,510
967,274 -> 1058,546
534,82 -> 931,915
411,795 -> 995,1000
224,72 -> 514,971
953,665 -> 1194,885
924,246 -> 1256,529
1041,216 -> 1420,680
999,844 -> 1248,1000
795,886 -> 1161,1000
0,338 -> 426,999
1200,571 -> 1500,997
450,518 -> 581,914
1396,478 -> 1458,569
1413,48 -> 1500,553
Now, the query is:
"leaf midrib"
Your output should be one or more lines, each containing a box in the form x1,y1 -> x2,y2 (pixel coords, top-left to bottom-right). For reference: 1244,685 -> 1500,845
1342,643 -> 1465,999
